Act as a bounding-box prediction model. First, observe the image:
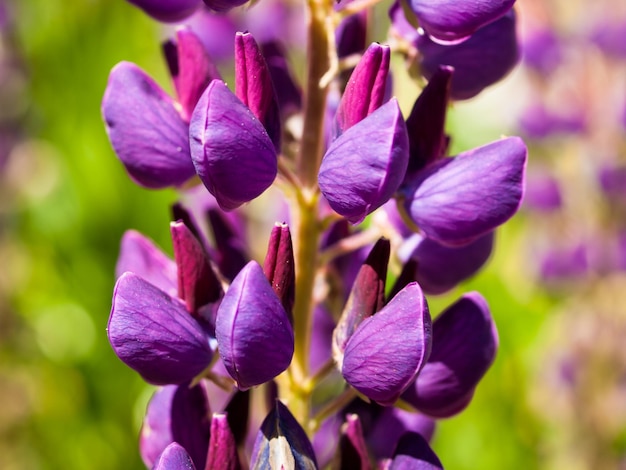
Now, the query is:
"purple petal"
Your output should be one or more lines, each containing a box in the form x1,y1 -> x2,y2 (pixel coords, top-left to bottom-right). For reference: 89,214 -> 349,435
171,221 -> 222,316
206,413 -> 241,470
172,27 -> 222,122
115,230 -> 177,297
235,32 -> 281,151
189,80 -> 277,211
263,223 -> 295,321
402,232 -> 494,295
367,408 -> 435,460
152,443 -> 197,470
102,62 -> 195,188
410,0 -> 516,43
417,11 -> 519,100
402,292 -> 498,417
404,65 -> 452,178
207,208 -> 249,281
389,432 -> 443,470
127,0 -> 201,22
215,261 -> 294,390
250,401 -> 318,470
333,238 -> 390,356
403,136 -> 527,246
108,273 -> 213,385
335,43 -> 390,135
260,40 -> 303,118
320,98 -> 409,224
336,414 -> 371,469
342,282 -> 432,406
140,383 -> 210,469
336,10 -> 368,59
202,0 -> 248,13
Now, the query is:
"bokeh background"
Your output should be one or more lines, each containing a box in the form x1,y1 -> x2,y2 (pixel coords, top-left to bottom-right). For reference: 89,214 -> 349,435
2,0 -> 626,468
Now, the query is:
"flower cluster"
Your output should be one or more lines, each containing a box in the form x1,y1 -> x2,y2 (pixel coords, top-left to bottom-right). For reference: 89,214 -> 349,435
104,0 -> 527,468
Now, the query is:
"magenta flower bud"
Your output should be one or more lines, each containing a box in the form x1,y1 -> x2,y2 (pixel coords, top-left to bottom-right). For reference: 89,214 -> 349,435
206,413 -> 241,470
127,0 -> 201,23
402,292 -> 498,417
263,223 -> 295,320
164,27 -> 222,123
250,401 -> 318,469
403,136 -> 527,246
341,282 -> 432,406
102,62 -> 196,188
115,230 -> 177,297
152,443 -> 197,470
319,98 -> 409,224
215,261 -> 294,390
333,238 -> 390,357
140,383 -> 211,469
189,80 -> 278,211
404,65 -> 452,178
108,273 -> 214,385
235,31 -> 281,151
335,43 -> 390,135
410,0 -> 516,44
388,432 -> 443,470
417,11 -> 519,100
171,221 -> 222,317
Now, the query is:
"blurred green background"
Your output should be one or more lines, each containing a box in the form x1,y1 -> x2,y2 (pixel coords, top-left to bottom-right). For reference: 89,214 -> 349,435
2,0 -> 622,469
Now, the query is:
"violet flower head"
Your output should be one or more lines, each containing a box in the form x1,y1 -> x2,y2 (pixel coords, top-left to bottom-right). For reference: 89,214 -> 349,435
189,80 -> 278,211
319,98 -> 409,224
403,136 -> 527,246
152,443 -> 196,470
127,0 -> 202,22
410,0 -> 516,44
215,261 -> 294,390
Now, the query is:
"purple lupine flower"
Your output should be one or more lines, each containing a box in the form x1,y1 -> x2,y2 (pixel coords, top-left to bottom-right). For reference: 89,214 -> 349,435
108,273 -> 214,385
387,432 -> 443,470
409,0 -> 516,44
341,282 -> 432,406
319,98 -> 409,224
215,261 -> 294,390
127,0 -> 202,22
152,443 -> 197,470
139,382 -> 211,469
206,413 -> 241,470
402,292 -> 498,417
417,10 -> 520,100
189,80 -> 278,211
263,223 -> 295,320
250,400 -> 318,469
402,136 -> 527,246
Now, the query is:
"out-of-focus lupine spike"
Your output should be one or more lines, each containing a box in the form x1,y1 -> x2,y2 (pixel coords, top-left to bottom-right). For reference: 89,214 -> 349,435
171,221 -> 223,316
250,401 -> 318,470
388,432 -> 443,470
409,0 -> 516,44
333,414 -> 372,470
417,10 -> 519,100
153,442 -> 197,470
341,282 -> 432,406
215,261 -> 294,390
319,98 -> 409,224
333,238 -> 390,357
404,65 -> 452,179
334,43 -> 390,135
402,136 -> 527,246
167,27 -> 222,123
235,31 -> 282,151
207,208 -> 249,281
402,292 -> 498,417
263,223 -> 295,321
260,40 -> 303,118
205,413 -> 241,470
140,383 -> 211,470
189,80 -> 278,211
108,273 -> 214,385
202,0 -> 248,13
115,230 -> 178,297
102,62 -> 196,188
127,0 -> 202,23
400,232 -> 494,295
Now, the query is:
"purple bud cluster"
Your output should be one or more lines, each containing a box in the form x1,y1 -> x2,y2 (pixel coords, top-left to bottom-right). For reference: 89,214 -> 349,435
105,0 -> 526,467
